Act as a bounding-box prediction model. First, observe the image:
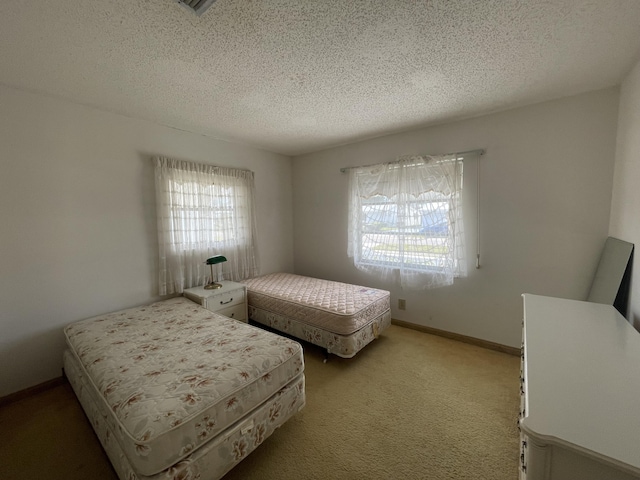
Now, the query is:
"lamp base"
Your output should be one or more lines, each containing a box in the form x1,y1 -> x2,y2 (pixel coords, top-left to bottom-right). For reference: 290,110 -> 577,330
204,282 -> 222,290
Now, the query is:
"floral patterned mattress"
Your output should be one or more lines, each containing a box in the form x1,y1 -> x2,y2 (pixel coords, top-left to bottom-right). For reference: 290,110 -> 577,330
63,296 -> 304,477
243,273 -> 390,335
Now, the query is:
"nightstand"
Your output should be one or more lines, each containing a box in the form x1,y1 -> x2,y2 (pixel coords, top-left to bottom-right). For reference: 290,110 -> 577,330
183,281 -> 248,323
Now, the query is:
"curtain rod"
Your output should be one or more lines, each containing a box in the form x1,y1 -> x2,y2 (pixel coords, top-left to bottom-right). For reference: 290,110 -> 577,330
339,148 -> 485,173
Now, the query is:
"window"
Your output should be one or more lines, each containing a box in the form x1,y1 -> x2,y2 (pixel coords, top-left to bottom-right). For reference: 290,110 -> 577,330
168,180 -> 248,249
154,156 -> 259,295
360,194 -> 451,269
347,154 -> 465,289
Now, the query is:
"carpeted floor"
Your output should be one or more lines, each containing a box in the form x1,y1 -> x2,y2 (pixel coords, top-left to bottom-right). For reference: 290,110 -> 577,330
0,324 -> 520,480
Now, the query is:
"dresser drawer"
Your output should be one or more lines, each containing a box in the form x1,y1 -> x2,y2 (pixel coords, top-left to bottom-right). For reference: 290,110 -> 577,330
204,288 -> 245,312
217,304 -> 247,323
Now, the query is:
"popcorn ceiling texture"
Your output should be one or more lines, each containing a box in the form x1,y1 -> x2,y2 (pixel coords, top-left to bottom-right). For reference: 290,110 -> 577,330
1,0 -> 639,155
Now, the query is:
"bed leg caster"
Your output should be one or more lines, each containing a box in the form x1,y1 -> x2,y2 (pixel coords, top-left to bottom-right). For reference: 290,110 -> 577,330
323,350 -> 329,363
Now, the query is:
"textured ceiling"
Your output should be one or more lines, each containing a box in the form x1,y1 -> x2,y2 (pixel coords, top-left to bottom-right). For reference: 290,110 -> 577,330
1,1 -> 640,156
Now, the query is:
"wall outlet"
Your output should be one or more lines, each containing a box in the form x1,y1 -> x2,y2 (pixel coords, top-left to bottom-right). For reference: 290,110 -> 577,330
398,298 -> 406,310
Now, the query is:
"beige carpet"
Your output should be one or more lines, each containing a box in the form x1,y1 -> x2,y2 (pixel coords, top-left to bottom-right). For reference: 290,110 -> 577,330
0,324 -> 520,480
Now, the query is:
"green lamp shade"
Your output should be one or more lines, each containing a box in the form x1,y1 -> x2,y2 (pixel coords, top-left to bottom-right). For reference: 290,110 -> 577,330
205,255 -> 227,265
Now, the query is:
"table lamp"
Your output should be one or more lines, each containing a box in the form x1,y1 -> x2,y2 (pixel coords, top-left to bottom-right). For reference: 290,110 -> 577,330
204,255 -> 227,289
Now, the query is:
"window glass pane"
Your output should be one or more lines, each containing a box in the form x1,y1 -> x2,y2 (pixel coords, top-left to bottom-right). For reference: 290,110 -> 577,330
359,193 -> 452,271
169,179 -> 245,249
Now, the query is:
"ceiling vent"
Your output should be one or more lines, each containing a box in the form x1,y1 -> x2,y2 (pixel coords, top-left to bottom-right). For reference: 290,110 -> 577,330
176,0 -> 218,16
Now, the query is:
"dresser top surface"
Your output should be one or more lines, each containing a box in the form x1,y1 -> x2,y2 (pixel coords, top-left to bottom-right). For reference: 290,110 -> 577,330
521,294 -> 640,473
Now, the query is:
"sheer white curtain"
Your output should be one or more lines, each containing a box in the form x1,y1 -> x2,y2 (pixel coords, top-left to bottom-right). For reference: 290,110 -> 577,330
347,154 -> 465,289
154,156 -> 259,295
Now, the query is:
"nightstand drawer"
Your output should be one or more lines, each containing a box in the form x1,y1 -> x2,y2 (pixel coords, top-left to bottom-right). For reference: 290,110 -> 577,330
217,304 -> 247,323
204,288 -> 245,312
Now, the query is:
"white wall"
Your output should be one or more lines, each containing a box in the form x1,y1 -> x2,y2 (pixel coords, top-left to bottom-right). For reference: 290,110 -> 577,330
0,85 -> 294,397
610,59 -> 640,329
292,88 -> 620,348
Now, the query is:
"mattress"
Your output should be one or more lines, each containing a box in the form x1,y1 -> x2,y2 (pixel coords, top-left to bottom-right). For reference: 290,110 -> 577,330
243,273 -> 390,336
63,296 -> 304,477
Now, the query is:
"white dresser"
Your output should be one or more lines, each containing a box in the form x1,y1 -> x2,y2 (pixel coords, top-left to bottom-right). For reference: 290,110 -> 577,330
183,281 -> 248,323
519,294 -> 640,480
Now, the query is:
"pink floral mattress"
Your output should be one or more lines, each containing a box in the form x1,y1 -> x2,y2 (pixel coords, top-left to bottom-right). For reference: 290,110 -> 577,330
63,296 -> 304,477
243,273 -> 390,335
